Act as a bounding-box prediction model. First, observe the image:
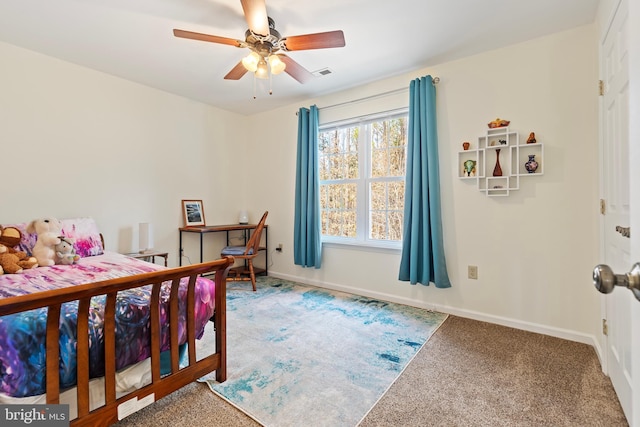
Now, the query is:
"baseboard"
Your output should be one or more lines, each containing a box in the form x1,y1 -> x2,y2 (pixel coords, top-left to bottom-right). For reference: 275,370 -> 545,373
268,271 -> 604,361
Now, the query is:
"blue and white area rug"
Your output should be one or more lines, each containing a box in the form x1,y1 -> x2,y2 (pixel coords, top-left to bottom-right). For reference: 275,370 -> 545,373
200,277 -> 448,426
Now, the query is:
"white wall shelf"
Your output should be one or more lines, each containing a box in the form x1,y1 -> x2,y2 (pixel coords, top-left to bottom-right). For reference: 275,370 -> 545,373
458,127 -> 543,197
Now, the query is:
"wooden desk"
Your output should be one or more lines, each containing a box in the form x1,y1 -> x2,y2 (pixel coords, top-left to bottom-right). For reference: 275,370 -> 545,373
178,224 -> 268,275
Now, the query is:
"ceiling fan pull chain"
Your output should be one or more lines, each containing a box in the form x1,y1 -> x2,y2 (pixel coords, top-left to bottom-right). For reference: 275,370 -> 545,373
253,73 -> 257,99
269,67 -> 273,95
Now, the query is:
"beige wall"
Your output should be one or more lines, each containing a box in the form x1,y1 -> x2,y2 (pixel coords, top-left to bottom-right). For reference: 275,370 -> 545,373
0,41 -> 247,262
0,24 -> 603,354
247,24 -> 602,350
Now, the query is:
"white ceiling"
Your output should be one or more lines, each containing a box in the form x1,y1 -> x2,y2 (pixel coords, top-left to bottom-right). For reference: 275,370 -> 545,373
0,0 -> 599,115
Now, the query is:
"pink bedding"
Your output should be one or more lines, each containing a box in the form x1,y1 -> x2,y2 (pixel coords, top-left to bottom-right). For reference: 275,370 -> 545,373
0,251 -> 216,397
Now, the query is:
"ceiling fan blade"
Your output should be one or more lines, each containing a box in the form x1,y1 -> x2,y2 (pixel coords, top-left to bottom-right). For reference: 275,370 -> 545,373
224,61 -> 249,80
173,29 -> 243,47
280,55 -> 314,84
240,0 -> 270,36
282,30 -> 345,51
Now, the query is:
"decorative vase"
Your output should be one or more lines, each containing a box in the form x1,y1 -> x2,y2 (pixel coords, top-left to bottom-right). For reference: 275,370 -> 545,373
492,149 -> 503,177
462,142 -> 470,150
525,154 -> 539,173
463,159 -> 476,177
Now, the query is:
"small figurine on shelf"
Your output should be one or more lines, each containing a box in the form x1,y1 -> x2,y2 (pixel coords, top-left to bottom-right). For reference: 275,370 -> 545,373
527,132 -> 537,144
462,142 -> 470,150
499,139 -> 507,145
488,118 -> 510,128
463,159 -> 477,177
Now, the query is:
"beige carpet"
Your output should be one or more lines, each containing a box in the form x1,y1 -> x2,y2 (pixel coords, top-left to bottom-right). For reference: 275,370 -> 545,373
115,316 -> 627,427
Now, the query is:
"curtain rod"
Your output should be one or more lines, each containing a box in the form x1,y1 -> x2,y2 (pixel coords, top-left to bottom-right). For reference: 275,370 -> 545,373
296,76 -> 439,115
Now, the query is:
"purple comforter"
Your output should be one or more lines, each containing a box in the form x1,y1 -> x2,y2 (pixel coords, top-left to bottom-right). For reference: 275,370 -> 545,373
0,252 -> 215,397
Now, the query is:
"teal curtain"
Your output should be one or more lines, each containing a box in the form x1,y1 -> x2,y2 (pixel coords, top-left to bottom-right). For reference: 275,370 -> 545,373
294,105 -> 322,268
399,76 -> 451,288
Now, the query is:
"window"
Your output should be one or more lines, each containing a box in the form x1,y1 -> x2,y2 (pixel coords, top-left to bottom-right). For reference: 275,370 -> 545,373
318,111 -> 408,247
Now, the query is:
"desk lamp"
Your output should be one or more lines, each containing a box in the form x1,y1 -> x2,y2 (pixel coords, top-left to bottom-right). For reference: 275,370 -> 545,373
139,222 -> 154,254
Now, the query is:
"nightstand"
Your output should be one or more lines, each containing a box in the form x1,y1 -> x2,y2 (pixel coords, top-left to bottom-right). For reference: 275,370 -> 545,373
125,251 -> 168,267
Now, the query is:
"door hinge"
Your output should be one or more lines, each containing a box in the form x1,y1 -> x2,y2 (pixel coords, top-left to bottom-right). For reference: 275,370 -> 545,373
600,199 -> 606,215
602,319 -> 608,336
599,80 -> 605,96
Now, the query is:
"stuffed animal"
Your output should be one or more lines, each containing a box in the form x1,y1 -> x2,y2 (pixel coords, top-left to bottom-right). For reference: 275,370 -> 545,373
55,237 -> 80,265
0,226 -> 27,254
26,218 -> 62,267
0,249 -> 38,274
0,226 -> 38,274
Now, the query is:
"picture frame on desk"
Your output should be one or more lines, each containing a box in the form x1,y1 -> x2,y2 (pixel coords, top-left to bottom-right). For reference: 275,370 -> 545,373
182,199 -> 206,226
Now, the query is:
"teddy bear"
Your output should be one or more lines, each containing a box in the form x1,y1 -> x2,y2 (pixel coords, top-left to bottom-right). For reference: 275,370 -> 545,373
0,249 -> 39,274
0,226 -> 38,274
55,237 -> 80,265
26,218 -> 62,267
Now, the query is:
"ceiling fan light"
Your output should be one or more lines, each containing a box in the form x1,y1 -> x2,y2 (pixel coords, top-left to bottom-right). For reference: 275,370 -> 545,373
268,54 -> 286,75
255,58 -> 269,79
242,51 -> 260,72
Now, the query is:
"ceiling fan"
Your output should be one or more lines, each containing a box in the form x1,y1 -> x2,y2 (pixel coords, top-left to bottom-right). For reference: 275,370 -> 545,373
173,0 -> 345,87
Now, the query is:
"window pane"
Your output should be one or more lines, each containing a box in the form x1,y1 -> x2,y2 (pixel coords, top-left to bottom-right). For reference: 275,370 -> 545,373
346,127 -> 359,153
370,118 -> 407,178
327,210 -> 342,235
319,154 -> 329,180
320,183 -> 357,237
320,185 -> 328,206
370,181 -> 386,210
321,210 -> 328,235
343,210 -> 357,237
326,184 -> 338,209
388,181 -> 405,210
345,183 -> 357,209
346,153 -> 358,179
371,148 -> 388,177
369,180 -> 404,241
371,122 -> 385,149
369,209 -> 404,241
388,211 -> 404,241
319,127 -> 359,181
370,211 -> 386,240
371,121 -> 387,177
388,118 -> 408,147
318,131 -> 333,155
333,156 -> 345,180
389,147 -> 406,177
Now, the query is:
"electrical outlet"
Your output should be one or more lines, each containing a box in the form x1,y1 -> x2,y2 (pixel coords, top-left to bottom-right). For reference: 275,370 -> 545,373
468,265 -> 478,280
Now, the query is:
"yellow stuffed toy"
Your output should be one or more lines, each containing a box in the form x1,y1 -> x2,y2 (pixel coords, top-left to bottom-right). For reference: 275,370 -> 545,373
0,226 -> 38,274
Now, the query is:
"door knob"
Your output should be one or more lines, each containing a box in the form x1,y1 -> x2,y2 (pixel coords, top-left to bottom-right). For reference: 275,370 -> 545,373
593,263 -> 640,301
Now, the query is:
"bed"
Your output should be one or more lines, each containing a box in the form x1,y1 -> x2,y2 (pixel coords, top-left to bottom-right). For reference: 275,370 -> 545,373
0,218 -> 233,426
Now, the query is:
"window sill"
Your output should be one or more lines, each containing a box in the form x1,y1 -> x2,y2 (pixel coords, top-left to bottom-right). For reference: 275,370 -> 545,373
322,239 -> 402,254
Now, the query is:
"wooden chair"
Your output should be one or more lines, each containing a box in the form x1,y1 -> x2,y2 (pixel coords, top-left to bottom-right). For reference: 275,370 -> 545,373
221,211 -> 268,291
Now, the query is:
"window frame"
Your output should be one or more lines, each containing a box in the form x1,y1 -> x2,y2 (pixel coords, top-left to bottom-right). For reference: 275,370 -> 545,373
319,108 -> 408,251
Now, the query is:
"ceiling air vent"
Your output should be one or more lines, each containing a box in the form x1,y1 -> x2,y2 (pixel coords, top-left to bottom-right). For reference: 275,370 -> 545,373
312,68 -> 333,77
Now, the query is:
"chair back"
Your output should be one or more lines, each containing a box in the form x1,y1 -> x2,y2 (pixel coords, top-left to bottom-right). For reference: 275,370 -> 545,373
245,211 -> 268,256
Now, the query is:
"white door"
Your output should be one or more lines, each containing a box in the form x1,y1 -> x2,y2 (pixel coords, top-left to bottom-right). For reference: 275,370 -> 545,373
599,0 -> 639,425
628,0 -> 640,424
